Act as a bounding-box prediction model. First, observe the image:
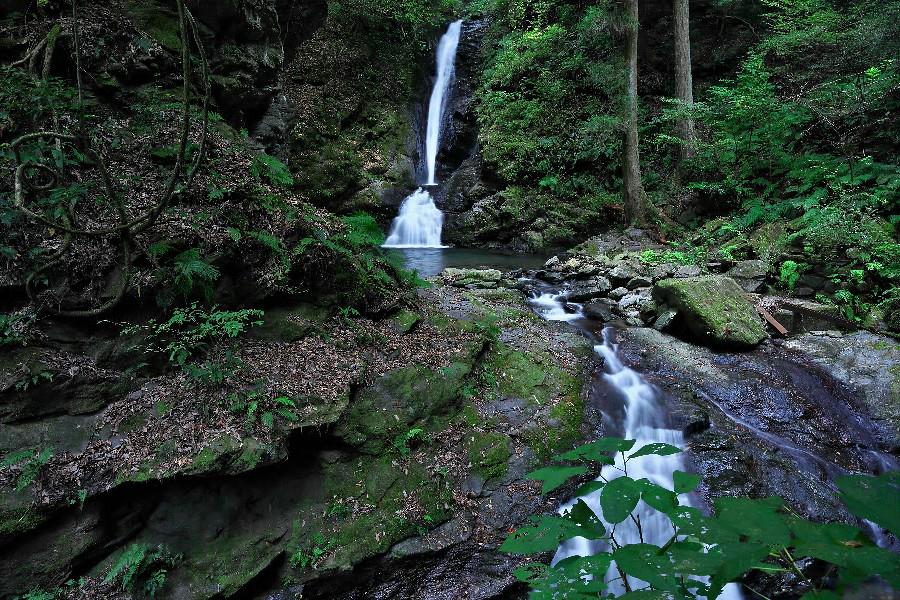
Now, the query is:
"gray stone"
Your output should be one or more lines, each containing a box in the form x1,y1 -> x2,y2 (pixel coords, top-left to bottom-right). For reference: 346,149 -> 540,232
608,265 -> 637,284
651,263 -> 676,281
583,300 -> 617,322
726,260 -> 769,293
609,287 -> 629,300
565,277 -> 612,302
654,309 -> 679,331
626,276 -> 653,290
674,265 -> 702,278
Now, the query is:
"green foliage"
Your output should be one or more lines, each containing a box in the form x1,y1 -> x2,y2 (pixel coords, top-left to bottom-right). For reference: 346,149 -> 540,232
779,260 -> 804,291
290,531 -> 335,570
104,543 -> 181,598
393,427 -> 425,457
475,1 -> 627,233
120,303 -> 263,377
251,153 -> 294,188
0,447 -> 54,492
503,438 -> 900,598
227,385 -> 300,429
0,312 -> 33,346
171,248 -> 220,301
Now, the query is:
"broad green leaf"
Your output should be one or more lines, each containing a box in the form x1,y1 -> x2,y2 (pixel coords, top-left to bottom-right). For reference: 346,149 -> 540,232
527,465 -> 588,495
673,470 -> 701,494
566,499 -> 606,539
638,479 -> 679,514
628,443 -> 682,459
613,544 -> 681,592
500,500 -> 606,555
600,477 -> 641,524
574,480 -> 605,497
707,541 -> 770,596
553,438 -> 635,463
618,592 -> 675,599
835,472 -> 900,536
534,553 -> 612,596
711,496 -> 790,546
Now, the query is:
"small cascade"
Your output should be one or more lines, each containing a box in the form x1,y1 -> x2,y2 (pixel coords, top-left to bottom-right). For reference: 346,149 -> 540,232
527,290 -> 583,322
383,20 -> 463,249
554,329 -> 744,598
383,189 -> 445,248
528,292 -> 742,598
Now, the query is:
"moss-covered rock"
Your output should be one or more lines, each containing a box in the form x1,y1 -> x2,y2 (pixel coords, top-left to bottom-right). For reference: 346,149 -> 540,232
467,432 -> 511,480
653,276 -> 768,349
334,362 -> 472,454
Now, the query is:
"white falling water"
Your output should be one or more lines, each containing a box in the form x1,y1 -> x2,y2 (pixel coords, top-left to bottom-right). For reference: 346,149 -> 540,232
383,189 -> 445,248
531,294 -> 742,598
528,291 -> 583,322
383,20 -> 463,249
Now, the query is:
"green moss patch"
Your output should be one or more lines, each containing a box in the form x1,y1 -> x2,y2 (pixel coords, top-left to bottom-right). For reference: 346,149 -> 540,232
467,432 -> 512,480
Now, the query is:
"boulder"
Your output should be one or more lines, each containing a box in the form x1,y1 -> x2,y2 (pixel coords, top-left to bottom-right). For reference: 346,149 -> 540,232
564,277 -> 612,302
583,299 -> 617,322
726,260 -> 769,293
652,276 -> 767,348
442,268 -> 503,289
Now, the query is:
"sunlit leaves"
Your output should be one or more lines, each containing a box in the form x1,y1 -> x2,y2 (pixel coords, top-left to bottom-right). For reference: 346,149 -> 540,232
673,471 -> 701,494
628,443 -> 681,460
554,437 -> 634,463
500,500 -> 606,554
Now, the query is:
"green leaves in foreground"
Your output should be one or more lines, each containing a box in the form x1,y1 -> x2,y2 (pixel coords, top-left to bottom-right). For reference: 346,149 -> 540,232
502,437 -> 900,598
500,499 -> 605,554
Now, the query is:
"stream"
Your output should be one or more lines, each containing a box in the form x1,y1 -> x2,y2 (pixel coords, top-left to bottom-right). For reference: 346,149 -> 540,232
521,286 -> 898,596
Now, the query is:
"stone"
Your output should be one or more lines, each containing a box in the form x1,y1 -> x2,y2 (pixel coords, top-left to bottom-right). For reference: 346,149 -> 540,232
583,299 -> 617,322
575,262 -> 600,278
564,277 -> 612,302
442,268 -> 503,289
674,265 -> 702,278
726,260 -> 769,293
654,308 -> 679,331
608,265 -> 636,285
626,276 -> 653,290
609,287 -> 629,300
544,255 -> 560,269
651,263 -> 676,281
652,276 -> 768,348
563,257 -> 583,272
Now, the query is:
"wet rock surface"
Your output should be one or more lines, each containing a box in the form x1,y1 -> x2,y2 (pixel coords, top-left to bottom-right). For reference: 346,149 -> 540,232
616,327 -> 899,525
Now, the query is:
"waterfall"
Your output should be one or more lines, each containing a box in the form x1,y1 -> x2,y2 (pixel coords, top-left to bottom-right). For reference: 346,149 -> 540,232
527,294 -> 743,599
425,20 -> 462,185
383,20 -> 463,249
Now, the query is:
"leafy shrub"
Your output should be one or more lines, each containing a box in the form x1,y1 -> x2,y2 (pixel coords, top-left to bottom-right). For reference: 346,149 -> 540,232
289,531 -> 335,570
227,385 -> 300,429
104,543 -> 181,598
120,304 -> 263,377
503,437 -> 900,598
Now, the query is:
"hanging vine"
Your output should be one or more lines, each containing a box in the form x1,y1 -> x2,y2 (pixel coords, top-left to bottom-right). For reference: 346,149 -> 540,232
10,0 -> 211,317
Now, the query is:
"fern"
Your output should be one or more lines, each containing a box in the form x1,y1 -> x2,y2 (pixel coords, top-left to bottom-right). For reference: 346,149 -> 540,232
104,543 -> 180,595
172,248 -> 220,299
251,153 -> 294,187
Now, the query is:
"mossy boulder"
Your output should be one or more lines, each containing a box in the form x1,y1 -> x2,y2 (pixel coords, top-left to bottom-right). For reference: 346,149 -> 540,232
334,362 -> 472,454
653,276 -> 768,349
467,432 -> 511,480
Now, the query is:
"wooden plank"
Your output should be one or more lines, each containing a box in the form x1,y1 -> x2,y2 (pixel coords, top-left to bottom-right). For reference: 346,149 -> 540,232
756,306 -> 788,336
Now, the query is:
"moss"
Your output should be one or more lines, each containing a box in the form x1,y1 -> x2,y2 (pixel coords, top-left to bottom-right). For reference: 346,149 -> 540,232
334,362 -> 472,454
653,276 -> 768,348
126,2 -> 182,52
302,454 -> 453,571
119,411 -> 148,434
392,309 -> 420,334
467,432 -> 512,480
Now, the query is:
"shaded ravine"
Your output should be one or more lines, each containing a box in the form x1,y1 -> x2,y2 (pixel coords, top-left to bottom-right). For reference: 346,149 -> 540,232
523,285 -> 899,594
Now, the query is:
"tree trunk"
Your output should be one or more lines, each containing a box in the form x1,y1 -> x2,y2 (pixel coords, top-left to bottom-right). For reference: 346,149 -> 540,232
674,0 -> 696,159
623,0 -> 645,225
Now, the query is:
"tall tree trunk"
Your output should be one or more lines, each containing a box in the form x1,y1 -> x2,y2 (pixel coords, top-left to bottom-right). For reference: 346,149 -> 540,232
674,0 -> 696,159
623,0 -> 645,225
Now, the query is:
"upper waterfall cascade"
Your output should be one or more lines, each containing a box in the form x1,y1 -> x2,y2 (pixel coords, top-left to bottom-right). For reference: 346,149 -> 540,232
384,20 -> 463,249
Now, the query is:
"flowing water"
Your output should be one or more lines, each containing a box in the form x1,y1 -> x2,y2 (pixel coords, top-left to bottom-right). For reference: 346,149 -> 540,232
527,292 -> 744,598
383,20 -> 463,249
